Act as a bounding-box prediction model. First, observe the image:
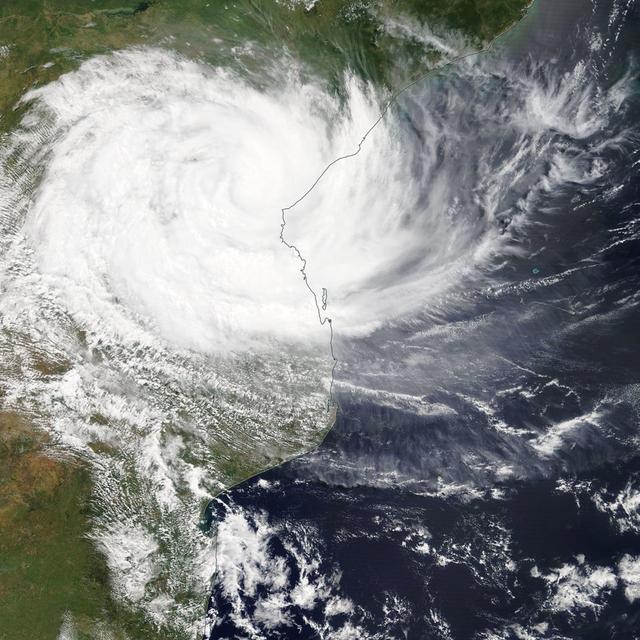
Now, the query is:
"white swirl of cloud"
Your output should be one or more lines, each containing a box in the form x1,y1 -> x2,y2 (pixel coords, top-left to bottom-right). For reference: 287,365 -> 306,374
18,47 -> 505,355
23,49 -> 340,353
19,45 -> 626,357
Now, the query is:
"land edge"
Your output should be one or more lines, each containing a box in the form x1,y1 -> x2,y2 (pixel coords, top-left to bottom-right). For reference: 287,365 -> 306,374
201,0 -> 537,635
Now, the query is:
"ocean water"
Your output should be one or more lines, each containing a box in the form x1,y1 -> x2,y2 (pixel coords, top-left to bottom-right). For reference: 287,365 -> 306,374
205,0 -> 640,637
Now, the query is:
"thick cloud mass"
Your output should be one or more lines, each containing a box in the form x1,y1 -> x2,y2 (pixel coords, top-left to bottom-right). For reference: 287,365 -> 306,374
27,46 -> 608,355
21,48 -> 502,354
24,50 -> 341,352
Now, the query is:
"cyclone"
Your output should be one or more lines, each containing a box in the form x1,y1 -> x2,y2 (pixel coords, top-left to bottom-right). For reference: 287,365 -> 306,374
21,49 -> 335,353
14,47 -> 511,355
13,47 -> 621,356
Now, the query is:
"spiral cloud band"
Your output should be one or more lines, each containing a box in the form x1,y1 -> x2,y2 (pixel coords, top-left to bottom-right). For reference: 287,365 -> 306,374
20,48 -> 502,355
24,50 -> 336,353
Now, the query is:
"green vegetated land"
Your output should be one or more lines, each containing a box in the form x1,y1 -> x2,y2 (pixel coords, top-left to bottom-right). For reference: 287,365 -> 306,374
0,412 -> 175,640
0,412 -> 105,639
0,0 -> 531,131
0,1 -> 531,638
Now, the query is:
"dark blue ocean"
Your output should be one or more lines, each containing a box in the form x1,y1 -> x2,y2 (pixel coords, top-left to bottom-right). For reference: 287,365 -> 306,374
206,0 -> 640,637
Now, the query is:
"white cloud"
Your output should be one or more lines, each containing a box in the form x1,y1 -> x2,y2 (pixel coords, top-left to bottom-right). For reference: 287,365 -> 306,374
15,47 -> 517,356
214,505 -> 367,639
594,478 -> 640,534
533,559 -> 617,618
95,522 -> 160,603
618,554 -> 640,603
